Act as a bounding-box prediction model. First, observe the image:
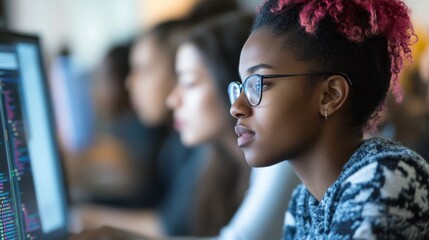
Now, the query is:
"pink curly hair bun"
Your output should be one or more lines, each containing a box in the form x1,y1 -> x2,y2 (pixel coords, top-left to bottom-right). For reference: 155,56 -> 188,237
270,0 -> 416,103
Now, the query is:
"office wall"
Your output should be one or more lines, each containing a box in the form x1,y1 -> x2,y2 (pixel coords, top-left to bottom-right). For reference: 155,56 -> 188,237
406,0 -> 429,28
6,0 -> 140,70
239,0 -> 429,28
141,0 -> 198,27
5,0 -> 204,70
5,0 -> 429,71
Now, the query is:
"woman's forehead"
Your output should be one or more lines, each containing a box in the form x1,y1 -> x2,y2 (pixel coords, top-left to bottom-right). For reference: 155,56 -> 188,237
239,29 -> 304,76
176,44 -> 202,68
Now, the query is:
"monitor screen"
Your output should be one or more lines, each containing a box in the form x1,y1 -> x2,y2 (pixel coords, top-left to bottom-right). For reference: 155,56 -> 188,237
0,31 -> 69,240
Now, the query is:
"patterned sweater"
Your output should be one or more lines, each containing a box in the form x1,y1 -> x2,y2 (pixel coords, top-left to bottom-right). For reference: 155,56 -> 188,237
284,137 -> 429,240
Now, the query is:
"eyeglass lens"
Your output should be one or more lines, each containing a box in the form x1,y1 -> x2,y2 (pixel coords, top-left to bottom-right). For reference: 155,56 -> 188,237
228,83 -> 241,105
245,75 -> 262,106
228,75 -> 263,106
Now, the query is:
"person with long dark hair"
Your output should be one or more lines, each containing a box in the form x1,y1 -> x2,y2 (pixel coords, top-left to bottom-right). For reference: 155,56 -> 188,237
167,12 -> 299,239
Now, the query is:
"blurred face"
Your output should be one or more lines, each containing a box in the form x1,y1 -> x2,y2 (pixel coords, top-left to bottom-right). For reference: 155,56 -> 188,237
126,36 -> 175,126
92,63 -> 119,118
419,45 -> 429,106
167,43 -> 230,146
420,45 -> 429,84
230,29 -> 323,167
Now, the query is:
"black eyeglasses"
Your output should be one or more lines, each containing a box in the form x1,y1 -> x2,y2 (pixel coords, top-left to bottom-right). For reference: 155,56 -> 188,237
228,72 -> 352,106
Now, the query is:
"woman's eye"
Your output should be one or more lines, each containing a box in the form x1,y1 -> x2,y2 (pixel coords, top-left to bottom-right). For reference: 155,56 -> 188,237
181,80 -> 198,88
250,82 -> 270,93
261,82 -> 271,90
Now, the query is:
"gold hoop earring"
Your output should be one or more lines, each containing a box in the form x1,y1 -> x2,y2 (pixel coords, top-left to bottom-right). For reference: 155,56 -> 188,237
324,109 -> 328,120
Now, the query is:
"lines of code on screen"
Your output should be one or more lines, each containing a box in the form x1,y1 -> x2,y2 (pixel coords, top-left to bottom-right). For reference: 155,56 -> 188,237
0,49 -> 42,240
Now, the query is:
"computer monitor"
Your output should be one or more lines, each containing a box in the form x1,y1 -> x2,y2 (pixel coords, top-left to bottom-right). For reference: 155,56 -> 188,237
0,31 -> 69,240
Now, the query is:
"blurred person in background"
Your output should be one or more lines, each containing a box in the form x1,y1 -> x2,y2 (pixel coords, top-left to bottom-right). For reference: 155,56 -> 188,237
126,18 -> 205,236
167,12 -> 300,239
51,44 -> 165,210
375,27 -> 429,161
420,32 -> 429,106
124,0 -> 245,237
166,12 -> 253,237
81,44 -> 169,206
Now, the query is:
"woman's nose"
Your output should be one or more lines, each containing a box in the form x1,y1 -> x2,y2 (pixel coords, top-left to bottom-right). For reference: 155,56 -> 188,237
166,85 -> 180,109
230,92 -> 251,119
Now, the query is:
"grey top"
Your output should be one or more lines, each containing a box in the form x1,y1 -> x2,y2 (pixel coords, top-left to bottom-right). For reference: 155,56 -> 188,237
284,137 -> 429,240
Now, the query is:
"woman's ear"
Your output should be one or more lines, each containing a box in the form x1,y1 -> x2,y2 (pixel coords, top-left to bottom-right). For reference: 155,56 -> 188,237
318,74 -> 350,119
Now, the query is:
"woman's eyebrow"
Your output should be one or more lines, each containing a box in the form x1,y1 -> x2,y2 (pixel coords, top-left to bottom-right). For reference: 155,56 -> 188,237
247,63 -> 275,74
238,64 -> 276,81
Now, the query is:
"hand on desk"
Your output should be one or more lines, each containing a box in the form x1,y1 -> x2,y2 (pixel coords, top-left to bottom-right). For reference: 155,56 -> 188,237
70,226 -> 155,240
71,205 -> 163,238
70,227 -> 213,240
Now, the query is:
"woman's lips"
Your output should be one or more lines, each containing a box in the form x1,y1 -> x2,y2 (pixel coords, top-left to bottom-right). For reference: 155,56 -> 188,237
173,119 -> 183,131
235,125 -> 255,147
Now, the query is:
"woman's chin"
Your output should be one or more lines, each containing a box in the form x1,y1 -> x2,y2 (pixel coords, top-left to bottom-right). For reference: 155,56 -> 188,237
243,152 -> 276,168
243,149 -> 283,168
180,134 -> 202,147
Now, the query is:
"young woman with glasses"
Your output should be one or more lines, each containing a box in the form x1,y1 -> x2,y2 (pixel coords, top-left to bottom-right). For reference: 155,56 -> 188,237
229,0 -> 429,239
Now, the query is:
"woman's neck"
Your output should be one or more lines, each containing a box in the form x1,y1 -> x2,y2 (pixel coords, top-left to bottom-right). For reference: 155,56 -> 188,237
290,130 -> 363,201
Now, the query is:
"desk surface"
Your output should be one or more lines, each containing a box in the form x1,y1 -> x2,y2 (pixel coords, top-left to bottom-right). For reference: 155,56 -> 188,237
70,204 -> 164,239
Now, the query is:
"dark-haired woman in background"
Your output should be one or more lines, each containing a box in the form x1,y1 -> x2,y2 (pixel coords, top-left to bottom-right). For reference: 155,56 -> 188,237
167,12 -> 299,239
81,44 -> 167,206
74,0 -> 245,238
229,0 -> 429,239
421,40 -> 429,106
